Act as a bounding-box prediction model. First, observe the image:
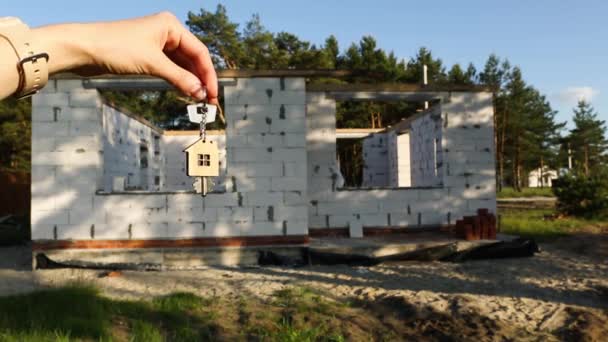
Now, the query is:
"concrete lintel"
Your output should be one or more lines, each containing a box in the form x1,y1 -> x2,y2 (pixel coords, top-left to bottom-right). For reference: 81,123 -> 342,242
327,91 -> 446,102
336,128 -> 384,139
82,77 -> 237,91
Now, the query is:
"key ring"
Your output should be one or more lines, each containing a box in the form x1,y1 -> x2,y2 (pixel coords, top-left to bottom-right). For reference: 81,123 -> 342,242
199,105 -> 207,141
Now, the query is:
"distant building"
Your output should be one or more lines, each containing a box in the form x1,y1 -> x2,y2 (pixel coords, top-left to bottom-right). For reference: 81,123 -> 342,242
528,167 -> 558,188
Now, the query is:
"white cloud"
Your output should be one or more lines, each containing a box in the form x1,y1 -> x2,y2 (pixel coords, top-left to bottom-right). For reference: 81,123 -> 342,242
556,86 -> 599,105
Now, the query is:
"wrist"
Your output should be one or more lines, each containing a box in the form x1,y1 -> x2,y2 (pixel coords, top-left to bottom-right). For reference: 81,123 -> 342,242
31,23 -> 94,75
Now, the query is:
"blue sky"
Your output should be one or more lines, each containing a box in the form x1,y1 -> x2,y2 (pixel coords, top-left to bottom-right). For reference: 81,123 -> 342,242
6,0 -> 607,128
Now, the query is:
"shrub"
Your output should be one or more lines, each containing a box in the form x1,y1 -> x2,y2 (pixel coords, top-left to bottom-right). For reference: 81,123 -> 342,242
552,171 -> 608,217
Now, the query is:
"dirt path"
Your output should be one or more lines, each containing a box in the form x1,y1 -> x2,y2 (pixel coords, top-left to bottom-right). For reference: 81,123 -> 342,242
1,235 -> 607,340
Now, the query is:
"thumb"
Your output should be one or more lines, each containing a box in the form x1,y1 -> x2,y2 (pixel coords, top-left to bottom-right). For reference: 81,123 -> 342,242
150,53 -> 206,101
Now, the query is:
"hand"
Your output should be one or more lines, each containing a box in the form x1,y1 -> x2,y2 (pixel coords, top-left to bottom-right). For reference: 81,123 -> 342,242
32,12 -> 218,103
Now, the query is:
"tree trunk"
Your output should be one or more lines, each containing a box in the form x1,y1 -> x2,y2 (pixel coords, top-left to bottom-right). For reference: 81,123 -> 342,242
540,156 -> 545,188
584,145 -> 589,176
493,92 -> 501,192
514,137 -> 522,192
499,106 -> 508,192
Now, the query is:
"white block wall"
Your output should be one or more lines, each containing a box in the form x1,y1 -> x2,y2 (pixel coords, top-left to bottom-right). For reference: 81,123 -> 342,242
363,107 -> 441,189
388,131 -> 411,187
31,80 -> 103,240
441,92 -> 497,217
410,106 -> 443,187
223,77 -> 308,236
162,134 -> 227,191
361,133 -> 389,187
102,105 -> 163,192
306,92 -> 339,202
31,77 -> 309,241
31,78 -> 494,242
307,91 -> 496,234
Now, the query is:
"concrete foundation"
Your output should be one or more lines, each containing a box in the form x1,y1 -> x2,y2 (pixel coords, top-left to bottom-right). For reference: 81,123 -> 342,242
36,245 -> 307,269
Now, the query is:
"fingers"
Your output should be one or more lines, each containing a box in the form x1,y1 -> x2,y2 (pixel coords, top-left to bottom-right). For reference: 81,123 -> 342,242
150,52 -> 206,101
170,26 -> 218,103
166,50 -> 220,107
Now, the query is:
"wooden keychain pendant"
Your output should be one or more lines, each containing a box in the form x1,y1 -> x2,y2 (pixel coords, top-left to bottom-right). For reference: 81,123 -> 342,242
184,138 -> 220,178
183,102 -> 219,196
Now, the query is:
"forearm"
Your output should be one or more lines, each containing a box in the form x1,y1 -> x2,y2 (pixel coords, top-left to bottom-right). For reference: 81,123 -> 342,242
0,37 -> 21,98
32,24 -> 93,75
1,13 -> 217,102
0,23 -> 92,100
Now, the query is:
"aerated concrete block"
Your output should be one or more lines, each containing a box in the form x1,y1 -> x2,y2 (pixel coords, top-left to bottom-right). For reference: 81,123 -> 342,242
31,224 -> 56,240
129,223 -> 169,239
204,193 -> 240,208
271,177 -> 306,191
245,191 -> 283,206
349,218 -> 363,238
272,205 -> 308,221
31,210 -> 69,226
33,122 -> 69,137
69,90 -> 102,108
32,93 -> 69,108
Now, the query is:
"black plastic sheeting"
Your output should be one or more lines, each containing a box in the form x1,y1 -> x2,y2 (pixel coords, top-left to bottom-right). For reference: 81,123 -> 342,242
263,238 -> 540,267
35,253 -> 162,271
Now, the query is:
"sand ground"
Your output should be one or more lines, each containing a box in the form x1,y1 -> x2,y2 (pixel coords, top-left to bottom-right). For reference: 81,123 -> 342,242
1,234 -> 607,340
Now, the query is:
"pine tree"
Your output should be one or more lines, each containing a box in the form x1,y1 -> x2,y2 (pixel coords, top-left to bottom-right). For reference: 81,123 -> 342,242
0,97 -> 31,171
323,35 -> 340,68
186,5 -> 243,69
479,54 -> 511,190
568,100 -> 607,175
403,47 -> 446,84
502,67 -> 528,190
464,63 -> 478,84
447,63 -> 475,85
519,89 -> 565,185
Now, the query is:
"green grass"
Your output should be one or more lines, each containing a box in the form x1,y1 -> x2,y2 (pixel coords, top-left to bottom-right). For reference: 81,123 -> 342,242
0,284 -> 219,341
500,208 -> 608,240
0,284 -> 363,341
497,187 -> 555,198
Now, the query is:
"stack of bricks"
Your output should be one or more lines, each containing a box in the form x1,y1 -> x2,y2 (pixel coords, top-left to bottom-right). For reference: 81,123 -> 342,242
454,208 -> 497,241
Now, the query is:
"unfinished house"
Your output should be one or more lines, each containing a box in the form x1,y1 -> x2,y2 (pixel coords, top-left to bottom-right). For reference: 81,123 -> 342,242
30,71 -> 496,267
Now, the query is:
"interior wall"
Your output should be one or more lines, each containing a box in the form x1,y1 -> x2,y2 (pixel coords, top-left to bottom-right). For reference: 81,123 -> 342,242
410,105 -> 443,187
101,105 -> 163,192
388,131 -> 411,187
361,133 -> 389,187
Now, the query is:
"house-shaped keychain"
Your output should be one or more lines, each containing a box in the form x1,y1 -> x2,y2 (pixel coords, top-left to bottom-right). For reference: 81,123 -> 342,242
184,139 -> 219,177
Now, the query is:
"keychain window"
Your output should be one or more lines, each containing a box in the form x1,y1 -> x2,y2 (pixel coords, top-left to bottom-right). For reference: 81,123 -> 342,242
198,154 -> 211,166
